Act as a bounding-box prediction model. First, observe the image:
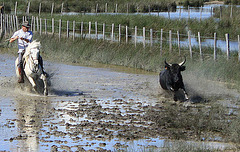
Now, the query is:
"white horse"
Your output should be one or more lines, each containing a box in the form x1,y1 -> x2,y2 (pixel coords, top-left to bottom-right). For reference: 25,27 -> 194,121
15,40 -> 48,96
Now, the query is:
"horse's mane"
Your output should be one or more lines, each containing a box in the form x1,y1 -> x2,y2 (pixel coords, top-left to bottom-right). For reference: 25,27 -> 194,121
23,40 -> 41,58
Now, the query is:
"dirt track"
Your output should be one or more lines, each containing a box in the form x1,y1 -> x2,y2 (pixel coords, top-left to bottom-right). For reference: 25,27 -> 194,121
0,53 -> 239,151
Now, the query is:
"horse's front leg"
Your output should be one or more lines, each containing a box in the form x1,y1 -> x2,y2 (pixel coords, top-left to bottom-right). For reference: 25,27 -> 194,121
27,76 -> 37,93
40,74 -> 48,96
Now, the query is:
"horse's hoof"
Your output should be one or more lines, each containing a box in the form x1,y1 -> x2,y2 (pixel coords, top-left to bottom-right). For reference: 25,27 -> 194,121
44,91 -> 48,96
33,86 -> 37,92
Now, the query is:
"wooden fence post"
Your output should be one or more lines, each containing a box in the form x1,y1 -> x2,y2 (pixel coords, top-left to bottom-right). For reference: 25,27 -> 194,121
73,21 -> 75,41
81,22 -> 83,38
16,15 -> 19,30
39,3 -> 41,16
150,29 -> 153,47
225,33 -> 230,60
198,32 -> 203,60
149,5 -> 150,15
160,29 -> 163,55
61,3 -> 64,15
220,6 -> 222,20
10,15 -> 13,34
10,15 -> 13,33
44,18 -> 47,34
214,33 -> 217,61
200,6 -> 202,21
169,30 -> 172,52
177,31 -> 180,55
15,1 -> 17,16
13,15 -> 16,31
143,27 -> 145,48
89,21 -> 91,39
52,18 -> 54,35
36,16 -> 39,32
67,20 -> 69,38
1,14 -> 3,33
95,21 -> 98,39
126,26 -> 128,43
33,16 -> 36,33
135,26 -> 137,47
59,19 -> 61,40
115,4 -> 118,13
30,16 -> 33,31
168,7 -> 170,19
96,4 -> 98,15
238,35 -> 240,62
119,24 -> 121,42
188,30 -> 192,59
111,23 -> 114,42
39,18 -> 42,35
179,7 -> 181,20
6,14 -> 8,34
103,23 -> 105,40
27,2 -> 30,16
51,3 -> 54,16
105,3 -> 108,13
211,7 -> 213,17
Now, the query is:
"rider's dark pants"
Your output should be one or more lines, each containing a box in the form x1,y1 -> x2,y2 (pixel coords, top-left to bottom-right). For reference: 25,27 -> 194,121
18,52 -> 24,68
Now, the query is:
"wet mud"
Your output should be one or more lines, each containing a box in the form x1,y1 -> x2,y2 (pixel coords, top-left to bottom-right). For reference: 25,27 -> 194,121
0,53 -> 239,151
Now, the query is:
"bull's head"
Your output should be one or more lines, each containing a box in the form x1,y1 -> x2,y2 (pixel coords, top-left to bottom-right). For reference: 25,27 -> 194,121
165,58 -> 186,83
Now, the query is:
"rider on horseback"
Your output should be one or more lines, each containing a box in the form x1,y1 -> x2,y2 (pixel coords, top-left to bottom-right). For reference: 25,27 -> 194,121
9,21 -> 45,83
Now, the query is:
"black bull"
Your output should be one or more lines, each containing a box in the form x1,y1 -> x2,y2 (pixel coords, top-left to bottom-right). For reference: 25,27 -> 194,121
159,59 -> 189,101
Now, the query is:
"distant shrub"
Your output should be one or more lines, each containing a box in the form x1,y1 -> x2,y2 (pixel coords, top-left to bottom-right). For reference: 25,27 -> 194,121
183,0 -> 204,7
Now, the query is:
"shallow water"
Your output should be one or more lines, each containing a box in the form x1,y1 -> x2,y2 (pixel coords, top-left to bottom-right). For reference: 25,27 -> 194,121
62,4 -> 221,20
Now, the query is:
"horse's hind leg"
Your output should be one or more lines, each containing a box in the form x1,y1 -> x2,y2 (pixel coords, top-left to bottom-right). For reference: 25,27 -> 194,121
40,74 -> 48,96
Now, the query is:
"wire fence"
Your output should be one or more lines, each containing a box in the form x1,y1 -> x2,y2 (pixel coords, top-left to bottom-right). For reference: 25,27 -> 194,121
2,13 -> 240,62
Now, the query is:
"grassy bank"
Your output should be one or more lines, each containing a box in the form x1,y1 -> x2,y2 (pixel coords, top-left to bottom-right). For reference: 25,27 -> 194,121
5,34 -> 236,91
19,12 -> 239,41
3,0 -> 178,13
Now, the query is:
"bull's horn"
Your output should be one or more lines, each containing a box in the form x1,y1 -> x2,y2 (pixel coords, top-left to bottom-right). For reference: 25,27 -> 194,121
164,59 -> 171,66
179,57 -> 186,66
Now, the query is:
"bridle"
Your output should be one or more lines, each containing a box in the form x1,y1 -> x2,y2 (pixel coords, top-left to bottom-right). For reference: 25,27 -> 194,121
28,49 -> 40,73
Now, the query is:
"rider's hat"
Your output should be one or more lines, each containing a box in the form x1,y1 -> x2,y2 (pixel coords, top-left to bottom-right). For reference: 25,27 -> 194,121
22,21 -> 30,28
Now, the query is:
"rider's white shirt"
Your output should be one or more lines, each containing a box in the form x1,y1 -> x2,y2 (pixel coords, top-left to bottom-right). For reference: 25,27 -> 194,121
11,29 -> 33,53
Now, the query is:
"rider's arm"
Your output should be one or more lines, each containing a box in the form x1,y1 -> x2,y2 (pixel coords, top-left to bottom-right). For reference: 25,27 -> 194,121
10,30 -> 20,43
20,37 -> 30,43
9,36 -> 19,43
20,31 -> 33,43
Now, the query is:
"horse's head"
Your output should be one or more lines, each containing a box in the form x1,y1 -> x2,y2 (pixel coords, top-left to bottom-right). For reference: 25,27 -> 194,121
30,48 -> 40,66
24,41 -> 41,72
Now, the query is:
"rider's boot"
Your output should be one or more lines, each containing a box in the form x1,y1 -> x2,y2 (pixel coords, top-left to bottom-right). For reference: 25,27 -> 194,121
18,66 -> 24,83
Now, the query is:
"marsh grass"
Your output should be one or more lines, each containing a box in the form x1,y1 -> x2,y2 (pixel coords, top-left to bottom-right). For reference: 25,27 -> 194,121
21,12 -> 239,42
3,0 -> 178,13
25,33 -> 240,91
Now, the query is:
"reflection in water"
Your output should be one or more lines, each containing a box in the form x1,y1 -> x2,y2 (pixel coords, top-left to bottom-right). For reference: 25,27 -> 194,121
13,97 -> 52,151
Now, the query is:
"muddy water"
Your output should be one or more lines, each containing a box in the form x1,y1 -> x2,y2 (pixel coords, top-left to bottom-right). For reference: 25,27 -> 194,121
0,53 -> 238,151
